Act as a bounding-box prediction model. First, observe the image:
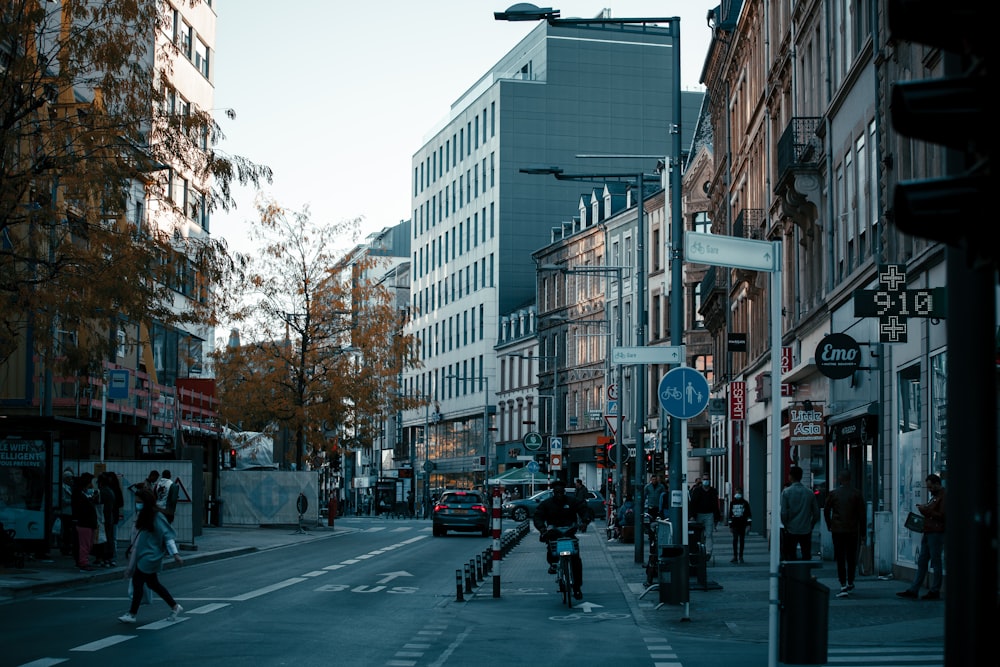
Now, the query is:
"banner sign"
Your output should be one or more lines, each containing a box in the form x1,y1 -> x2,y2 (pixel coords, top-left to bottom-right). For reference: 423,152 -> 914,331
729,381 -> 746,420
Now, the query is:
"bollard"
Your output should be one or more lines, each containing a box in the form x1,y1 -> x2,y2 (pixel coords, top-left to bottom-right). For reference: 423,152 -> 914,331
475,555 -> 483,580
455,569 -> 464,601
464,563 -> 473,593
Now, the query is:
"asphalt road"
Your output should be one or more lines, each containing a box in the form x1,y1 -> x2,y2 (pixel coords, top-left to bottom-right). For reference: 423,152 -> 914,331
4,520 -> 663,667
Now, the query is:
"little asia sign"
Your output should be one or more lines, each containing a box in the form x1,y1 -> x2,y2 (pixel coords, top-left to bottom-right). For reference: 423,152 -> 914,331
789,407 -> 825,445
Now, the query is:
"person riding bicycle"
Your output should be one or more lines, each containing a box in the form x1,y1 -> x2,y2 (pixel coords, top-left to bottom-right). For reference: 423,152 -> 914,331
533,479 -> 590,600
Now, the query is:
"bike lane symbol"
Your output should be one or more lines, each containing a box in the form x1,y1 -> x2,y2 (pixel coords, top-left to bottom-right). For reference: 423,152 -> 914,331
658,367 -> 710,419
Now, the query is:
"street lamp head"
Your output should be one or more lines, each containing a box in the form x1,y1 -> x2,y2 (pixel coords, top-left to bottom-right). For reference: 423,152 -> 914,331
494,4 -> 560,22
519,165 -> 564,175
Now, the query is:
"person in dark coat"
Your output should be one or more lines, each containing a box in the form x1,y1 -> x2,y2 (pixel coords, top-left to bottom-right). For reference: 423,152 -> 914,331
533,479 -> 590,599
727,489 -> 752,563
71,473 -> 98,571
824,469 -> 866,597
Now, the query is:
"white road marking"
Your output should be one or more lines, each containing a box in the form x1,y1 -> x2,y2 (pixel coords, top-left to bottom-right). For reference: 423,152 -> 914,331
231,577 -> 306,601
69,635 -> 136,651
16,659 -> 67,667
185,603 -> 230,613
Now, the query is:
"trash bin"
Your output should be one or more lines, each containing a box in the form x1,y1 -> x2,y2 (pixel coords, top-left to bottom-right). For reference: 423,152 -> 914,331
657,545 -> 689,604
779,561 -> 828,664
687,521 -> 707,584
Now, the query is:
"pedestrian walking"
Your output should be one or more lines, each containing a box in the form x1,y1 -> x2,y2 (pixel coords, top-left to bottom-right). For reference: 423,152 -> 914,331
155,470 -> 175,515
780,465 -> 820,560
642,474 -> 666,521
71,473 -> 99,571
897,473 -> 946,601
690,477 -> 722,559
824,469 -> 866,597
162,471 -> 180,523
573,478 -> 588,500
96,473 -> 118,567
727,489 -> 752,563
118,487 -> 184,624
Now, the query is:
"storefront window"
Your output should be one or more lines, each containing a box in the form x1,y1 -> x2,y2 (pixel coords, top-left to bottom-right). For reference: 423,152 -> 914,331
930,352 -> 947,478
895,363 -> 923,564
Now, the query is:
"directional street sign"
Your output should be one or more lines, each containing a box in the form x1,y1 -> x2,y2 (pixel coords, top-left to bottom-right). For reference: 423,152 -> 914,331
685,231 -> 778,272
689,447 -> 728,457
611,346 -> 683,365
549,437 -> 562,452
523,432 -> 543,451
658,367 -> 710,419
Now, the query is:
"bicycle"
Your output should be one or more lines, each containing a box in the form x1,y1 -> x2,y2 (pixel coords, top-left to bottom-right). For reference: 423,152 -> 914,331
546,524 -> 580,608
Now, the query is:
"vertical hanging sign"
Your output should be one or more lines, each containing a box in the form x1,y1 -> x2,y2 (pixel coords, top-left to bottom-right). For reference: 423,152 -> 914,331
729,381 -> 746,420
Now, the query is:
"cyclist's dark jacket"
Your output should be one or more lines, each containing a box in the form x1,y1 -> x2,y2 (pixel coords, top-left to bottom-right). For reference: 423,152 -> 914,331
534,491 -> 589,532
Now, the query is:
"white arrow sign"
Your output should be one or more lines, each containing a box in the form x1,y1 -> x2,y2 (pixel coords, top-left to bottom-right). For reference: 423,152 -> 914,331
576,602 -> 603,613
685,231 -> 778,272
376,571 -> 413,584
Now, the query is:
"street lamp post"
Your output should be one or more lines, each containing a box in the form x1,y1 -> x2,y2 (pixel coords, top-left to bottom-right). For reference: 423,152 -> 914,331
507,353 -> 559,479
446,373 -> 492,488
530,166 -> 657,563
538,265 -> 626,502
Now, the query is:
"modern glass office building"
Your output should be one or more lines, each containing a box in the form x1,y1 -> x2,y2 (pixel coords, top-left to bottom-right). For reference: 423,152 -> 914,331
403,17 -> 702,487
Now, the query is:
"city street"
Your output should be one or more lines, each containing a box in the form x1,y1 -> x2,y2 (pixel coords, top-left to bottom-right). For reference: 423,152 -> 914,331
1,516 -> 945,667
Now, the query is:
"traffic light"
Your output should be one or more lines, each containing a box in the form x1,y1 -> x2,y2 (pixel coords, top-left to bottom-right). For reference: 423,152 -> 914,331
888,0 -> 990,262
229,448 -> 237,468
597,436 -> 613,469
595,444 -> 606,468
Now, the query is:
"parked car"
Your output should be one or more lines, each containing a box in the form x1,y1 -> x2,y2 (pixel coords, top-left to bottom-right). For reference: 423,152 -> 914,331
432,489 -> 490,537
502,489 -> 606,522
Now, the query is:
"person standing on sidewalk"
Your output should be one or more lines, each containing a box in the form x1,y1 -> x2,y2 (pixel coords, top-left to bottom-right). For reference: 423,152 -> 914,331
119,487 -> 184,624
71,473 -> 98,571
690,477 -> 722,560
642,474 -> 666,520
824,469 -> 866,597
780,465 -> 820,560
727,489 -> 752,563
897,473 -> 946,601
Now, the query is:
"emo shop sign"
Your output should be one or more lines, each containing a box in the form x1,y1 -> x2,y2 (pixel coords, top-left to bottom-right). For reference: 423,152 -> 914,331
789,406 -> 825,445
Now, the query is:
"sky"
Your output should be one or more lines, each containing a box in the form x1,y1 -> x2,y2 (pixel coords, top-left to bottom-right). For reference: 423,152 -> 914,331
211,1 -> 718,256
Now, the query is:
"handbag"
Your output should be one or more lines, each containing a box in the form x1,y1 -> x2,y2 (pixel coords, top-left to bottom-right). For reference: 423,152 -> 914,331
127,579 -> 153,605
904,511 -> 925,533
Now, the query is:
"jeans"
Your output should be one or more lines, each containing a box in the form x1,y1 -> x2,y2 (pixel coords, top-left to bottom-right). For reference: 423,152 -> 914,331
696,513 -> 716,556
908,531 -> 944,594
831,531 -> 860,586
783,530 -> 812,560
731,526 -> 747,559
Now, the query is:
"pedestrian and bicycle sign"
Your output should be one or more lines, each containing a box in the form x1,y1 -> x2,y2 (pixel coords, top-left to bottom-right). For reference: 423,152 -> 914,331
658,367 -> 710,419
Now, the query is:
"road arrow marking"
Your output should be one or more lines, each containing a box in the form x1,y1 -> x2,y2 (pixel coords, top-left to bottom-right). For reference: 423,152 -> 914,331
376,571 -> 413,584
577,602 -> 603,613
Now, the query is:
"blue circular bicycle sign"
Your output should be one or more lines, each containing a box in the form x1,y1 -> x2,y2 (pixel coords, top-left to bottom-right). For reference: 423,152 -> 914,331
658,367 -> 710,419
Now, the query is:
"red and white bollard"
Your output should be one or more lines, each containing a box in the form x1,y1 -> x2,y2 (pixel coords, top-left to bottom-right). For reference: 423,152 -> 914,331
492,485 -> 502,598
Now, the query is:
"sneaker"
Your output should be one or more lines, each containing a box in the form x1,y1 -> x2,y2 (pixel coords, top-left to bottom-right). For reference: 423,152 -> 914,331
730,557 -> 739,563
836,586 -> 850,598
547,564 -> 557,575
846,583 -> 855,592
896,590 -> 919,599
921,591 -> 940,601
169,604 -> 183,620
573,589 -> 583,600
118,613 -> 137,624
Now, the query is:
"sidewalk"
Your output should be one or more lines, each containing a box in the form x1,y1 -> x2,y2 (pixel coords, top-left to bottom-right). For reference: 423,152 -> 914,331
598,527 -> 945,646
2,517 -> 946,650
0,520 -> 343,601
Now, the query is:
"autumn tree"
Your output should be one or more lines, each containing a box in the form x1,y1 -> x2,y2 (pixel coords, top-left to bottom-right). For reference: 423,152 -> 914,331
0,0 -> 271,378
211,201 -> 422,470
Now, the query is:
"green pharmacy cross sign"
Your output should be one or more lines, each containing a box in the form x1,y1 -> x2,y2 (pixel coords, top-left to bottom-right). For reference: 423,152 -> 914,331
853,264 -> 946,343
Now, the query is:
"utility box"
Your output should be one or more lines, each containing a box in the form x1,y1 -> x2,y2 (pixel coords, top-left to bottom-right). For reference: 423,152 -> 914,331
779,561 -> 829,664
